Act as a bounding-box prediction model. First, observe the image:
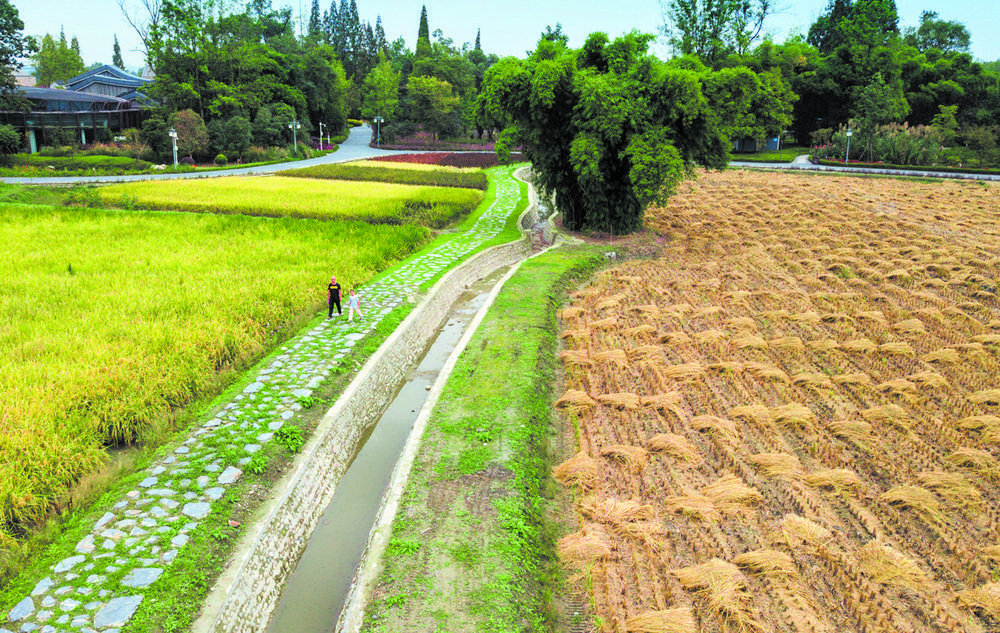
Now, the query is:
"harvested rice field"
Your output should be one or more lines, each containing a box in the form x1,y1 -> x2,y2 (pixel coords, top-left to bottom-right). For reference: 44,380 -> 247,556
553,170 -> 1000,633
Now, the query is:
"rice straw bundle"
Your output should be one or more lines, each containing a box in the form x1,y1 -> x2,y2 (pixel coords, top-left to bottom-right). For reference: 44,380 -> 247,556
745,362 -> 790,383
958,414 -> 1000,434
856,310 -> 888,325
879,341 -> 916,357
580,496 -> 656,524
827,419 -> 874,446
671,559 -> 764,633
558,349 -> 593,367
779,514 -> 832,549
646,433 -> 700,462
751,453 -> 803,477
790,311 -> 821,324
922,348 -> 960,364
804,469 -> 860,494
623,324 -> 658,338
944,447 -> 1000,479
729,404 -> 774,425
600,444 -> 650,469
596,392 -> 642,410
693,305 -> 724,319
627,345 -> 664,363
915,471 -> 982,509
593,349 -> 629,369
664,303 -> 693,318
821,312 -> 853,323
893,318 -> 926,336
557,525 -> 611,564
906,371 -> 949,389
659,331 -> 693,345
560,306 -> 585,320
980,545 -> 1000,562
970,389 -> 1000,406
877,378 -> 918,397
664,493 -> 719,521
885,268 -> 912,283
590,316 -> 619,331
841,338 -> 878,353
663,362 -> 705,380
629,304 -> 662,319
691,415 -> 739,442
771,403 -> 816,430
693,329 -> 729,344
552,451 -> 598,489
860,404 -> 908,425
624,608 -> 697,633
707,361 -> 743,374
734,334 -> 769,350
832,373 -> 873,388
879,485 -> 945,525
762,309 -> 791,320
973,334 -> 1000,346
956,582 -> 1000,619
560,328 -> 590,342
914,307 -> 946,322
702,474 -> 763,513
770,336 -> 806,352
594,294 -> 624,310
792,372 -> 834,390
734,549 -> 798,579
807,338 -> 840,351
727,316 -> 757,330
958,301 -> 986,313
555,389 -> 597,408
857,540 -> 931,590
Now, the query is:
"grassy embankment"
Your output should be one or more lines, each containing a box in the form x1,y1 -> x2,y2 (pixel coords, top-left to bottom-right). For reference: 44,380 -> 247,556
99,176 -> 483,228
360,245 -> 606,633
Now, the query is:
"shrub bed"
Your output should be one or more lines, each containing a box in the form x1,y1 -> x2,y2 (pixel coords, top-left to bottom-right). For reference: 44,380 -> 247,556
816,159 -> 1000,176
12,154 -> 152,171
370,152 -> 523,169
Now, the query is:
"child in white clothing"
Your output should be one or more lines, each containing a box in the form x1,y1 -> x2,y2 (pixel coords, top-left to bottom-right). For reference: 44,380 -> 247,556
347,288 -> 363,322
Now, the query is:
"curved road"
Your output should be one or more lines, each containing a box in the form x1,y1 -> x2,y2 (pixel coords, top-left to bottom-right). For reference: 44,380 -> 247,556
730,154 -> 1000,182
0,124 -> 410,186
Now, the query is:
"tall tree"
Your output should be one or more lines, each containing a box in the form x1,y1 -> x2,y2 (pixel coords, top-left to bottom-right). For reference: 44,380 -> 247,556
481,31 -> 728,234
808,0 -> 899,55
33,31 -> 85,85
0,0 -> 32,110
112,34 -> 125,69
903,11 -> 970,53
361,52 -> 399,120
416,5 -> 430,58
406,74 -> 457,138
308,0 -> 322,38
660,0 -> 772,63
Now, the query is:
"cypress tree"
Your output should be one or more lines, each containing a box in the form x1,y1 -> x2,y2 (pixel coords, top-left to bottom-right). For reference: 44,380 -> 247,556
308,0 -> 322,37
112,34 -> 124,69
475,27 -> 481,51
416,5 -> 431,58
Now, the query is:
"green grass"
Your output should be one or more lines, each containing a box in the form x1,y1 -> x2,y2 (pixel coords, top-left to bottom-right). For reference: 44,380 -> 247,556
361,245 -> 605,633
98,176 -> 483,228
731,146 -> 807,163
11,154 -> 153,171
279,162 -> 488,190
0,203 -> 429,541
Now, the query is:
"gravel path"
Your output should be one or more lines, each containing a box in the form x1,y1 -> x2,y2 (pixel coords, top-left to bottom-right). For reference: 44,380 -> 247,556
2,165 -> 523,633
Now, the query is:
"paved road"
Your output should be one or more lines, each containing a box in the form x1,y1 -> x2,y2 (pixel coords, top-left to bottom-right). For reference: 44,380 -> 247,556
730,155 -> 1000,182
0,124 -> 411,186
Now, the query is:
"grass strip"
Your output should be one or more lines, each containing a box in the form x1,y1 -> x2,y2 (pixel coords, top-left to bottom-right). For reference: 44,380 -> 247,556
279,162 -> 488,190
360,245 -> 605,633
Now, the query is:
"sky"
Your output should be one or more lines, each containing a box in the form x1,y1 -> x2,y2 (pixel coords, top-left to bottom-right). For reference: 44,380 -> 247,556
11,0 -> 1000,75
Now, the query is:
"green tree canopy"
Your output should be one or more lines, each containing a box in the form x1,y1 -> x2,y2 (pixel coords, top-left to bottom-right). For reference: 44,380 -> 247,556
903,11 -> 970,54
32,29 -> 85,86
660,0 -> 773,63
406,74 -> 458,138
361,53 -> 400,120
480,31 -> 729,234
0,0 -> 31,110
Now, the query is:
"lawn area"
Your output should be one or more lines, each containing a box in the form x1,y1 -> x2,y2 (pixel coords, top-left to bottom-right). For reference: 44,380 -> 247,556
0,203 -> 429,544
98,176 -> 483,228
731,146 -> 807,163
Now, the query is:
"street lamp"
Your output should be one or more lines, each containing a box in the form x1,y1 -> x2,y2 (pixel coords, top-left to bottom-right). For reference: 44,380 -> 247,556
845,126 -> 853,164
318,121 -> 325,149
168,127 -> 178,169
288,119 -> 302,155
373,116 -> 384,148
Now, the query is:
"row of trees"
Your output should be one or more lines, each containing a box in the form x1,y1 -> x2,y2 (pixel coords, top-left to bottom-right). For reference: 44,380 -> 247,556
660,0 -> 1000,161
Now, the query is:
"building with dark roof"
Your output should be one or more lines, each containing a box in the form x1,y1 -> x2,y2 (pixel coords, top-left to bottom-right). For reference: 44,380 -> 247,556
0,65 -> 153,152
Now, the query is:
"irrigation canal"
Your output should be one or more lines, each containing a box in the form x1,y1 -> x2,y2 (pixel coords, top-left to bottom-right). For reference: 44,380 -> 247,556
264,267 -> 510,633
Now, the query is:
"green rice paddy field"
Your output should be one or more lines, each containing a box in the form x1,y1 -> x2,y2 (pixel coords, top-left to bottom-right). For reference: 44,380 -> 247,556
0,198 -> 431,544
99,176 -> 483,227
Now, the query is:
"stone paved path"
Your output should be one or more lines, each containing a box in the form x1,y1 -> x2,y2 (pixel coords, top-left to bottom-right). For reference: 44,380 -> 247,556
3,165 -> 523,633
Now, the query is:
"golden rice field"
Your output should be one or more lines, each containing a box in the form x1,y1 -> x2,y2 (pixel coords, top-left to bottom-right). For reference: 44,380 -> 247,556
554,170 -> 1000,633
99,176 -> 483,227
0,203 -> 428,544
